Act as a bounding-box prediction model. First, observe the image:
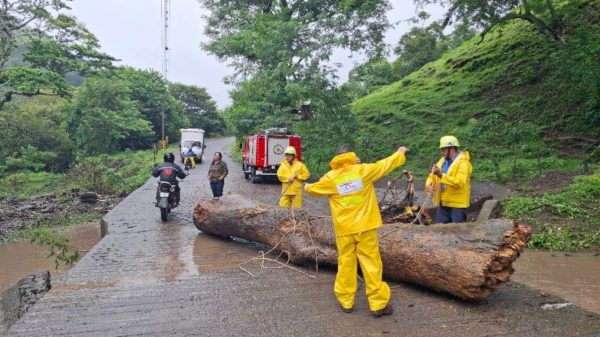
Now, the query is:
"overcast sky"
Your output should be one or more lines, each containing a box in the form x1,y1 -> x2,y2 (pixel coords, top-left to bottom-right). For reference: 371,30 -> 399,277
70,1 -> 444,109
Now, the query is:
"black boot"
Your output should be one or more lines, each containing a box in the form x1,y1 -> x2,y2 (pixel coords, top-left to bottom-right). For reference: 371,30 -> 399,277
371,303 -> 393,317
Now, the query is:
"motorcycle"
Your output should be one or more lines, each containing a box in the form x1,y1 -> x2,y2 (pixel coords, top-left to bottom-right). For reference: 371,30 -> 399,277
156,181 -> 177,221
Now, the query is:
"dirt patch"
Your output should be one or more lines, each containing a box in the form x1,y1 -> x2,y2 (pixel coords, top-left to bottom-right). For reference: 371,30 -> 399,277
0,191 -> 122,243
509,171 -> 577,194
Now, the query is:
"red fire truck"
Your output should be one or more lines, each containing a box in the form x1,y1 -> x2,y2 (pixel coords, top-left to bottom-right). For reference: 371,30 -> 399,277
242,128 -> 302,183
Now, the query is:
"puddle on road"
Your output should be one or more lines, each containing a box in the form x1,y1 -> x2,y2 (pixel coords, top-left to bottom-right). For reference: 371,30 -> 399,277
0,223 -> 101,293
192,234 -> 262,273
513,249 -> 600,314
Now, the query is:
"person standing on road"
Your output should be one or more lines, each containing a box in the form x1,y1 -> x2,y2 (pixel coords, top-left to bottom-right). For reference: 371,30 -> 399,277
207,152 -> 228,201
276,146 -> 310,216
425,135 -> 472,223
304,144 -> 408,317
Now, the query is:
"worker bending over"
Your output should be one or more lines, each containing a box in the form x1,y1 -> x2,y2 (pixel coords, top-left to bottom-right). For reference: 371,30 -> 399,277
305,144 -> 408,317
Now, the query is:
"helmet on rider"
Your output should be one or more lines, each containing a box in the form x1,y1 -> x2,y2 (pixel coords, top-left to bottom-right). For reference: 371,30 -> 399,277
164,152 -> 175,163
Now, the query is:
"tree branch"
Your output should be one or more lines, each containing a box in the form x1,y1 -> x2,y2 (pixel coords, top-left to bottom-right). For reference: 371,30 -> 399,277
0,87 -> 71,110
14,15 -> 40,30
478,11 -> 560,43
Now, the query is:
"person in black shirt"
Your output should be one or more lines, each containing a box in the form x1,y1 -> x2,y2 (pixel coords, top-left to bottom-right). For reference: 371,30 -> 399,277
152,152 -> 186,205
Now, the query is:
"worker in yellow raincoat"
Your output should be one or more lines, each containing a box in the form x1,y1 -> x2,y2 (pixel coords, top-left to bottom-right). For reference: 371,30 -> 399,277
425,135 -> 472,223
277,146 -> 310,213
305,144 -> 408,317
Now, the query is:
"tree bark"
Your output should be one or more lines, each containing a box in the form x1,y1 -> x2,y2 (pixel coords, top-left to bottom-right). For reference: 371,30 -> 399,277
193,194 -> 532,300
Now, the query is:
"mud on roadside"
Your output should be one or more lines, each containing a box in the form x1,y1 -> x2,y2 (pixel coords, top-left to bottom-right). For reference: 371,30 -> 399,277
0,191 -> 124,243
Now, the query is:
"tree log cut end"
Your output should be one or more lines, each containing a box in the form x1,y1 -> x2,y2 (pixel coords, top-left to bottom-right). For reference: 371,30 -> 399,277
191,195 -> 533,300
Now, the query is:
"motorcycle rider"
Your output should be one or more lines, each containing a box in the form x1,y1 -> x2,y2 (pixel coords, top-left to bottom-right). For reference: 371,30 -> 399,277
152,152 -> 186,206
184,147 -> 196,169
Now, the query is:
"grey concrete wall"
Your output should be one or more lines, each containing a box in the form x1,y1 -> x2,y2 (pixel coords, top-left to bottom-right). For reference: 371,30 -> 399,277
0,272 -> 50,336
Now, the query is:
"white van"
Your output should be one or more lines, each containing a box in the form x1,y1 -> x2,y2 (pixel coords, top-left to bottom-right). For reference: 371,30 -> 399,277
179,128 -> 205,164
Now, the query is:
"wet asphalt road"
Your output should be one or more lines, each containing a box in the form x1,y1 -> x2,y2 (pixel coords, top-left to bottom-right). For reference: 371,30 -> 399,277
6,138 -> 600,336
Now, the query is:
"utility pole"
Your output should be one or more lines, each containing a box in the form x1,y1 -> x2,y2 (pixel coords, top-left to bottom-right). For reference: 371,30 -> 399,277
161,0 -> 170,140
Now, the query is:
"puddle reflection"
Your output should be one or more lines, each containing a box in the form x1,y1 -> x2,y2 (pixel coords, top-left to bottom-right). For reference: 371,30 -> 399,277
192,234 -> 262,273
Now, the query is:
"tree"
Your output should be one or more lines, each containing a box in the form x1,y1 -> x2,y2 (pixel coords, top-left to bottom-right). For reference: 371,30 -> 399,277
223,68 -> 335,137
0,96 -> 74,173
415,0 -> 580,42
169,83 -> 225,136
200,0 -> 391,137
24,17 -> 115,76
0,0 -> 71,69
67,77 -> 153,155
0,65 -> 72,109
201,0 -> 390,79
393,20 -> 448,78
344,58 -> 400,97
111,67 -> 189,142
0,1 -> 115,109
393,12 -> 476,78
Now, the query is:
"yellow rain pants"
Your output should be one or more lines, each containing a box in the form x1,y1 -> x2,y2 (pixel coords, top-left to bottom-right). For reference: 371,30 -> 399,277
279,194 -> 302,208
335,229 -> 390,311
185,156 -> 196,168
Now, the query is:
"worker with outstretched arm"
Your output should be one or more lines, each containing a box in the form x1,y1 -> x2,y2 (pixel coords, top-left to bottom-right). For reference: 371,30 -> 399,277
277,146 -> 310,216
304,144 -> 408,317
425,135 -> 473,223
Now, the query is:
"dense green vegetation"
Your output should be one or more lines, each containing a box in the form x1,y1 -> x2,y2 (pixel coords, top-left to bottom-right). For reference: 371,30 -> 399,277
348,1 -> 599,183
0,0 -> 224,180
0,145 -> 176,197
202,0 -> 390,139
502,169 -> 600,250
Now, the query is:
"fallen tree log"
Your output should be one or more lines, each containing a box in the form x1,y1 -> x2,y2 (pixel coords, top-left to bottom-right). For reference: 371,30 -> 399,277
192,194 -> 531,300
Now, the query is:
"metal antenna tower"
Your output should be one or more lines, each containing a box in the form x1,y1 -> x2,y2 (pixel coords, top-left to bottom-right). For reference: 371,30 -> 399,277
160,0 -> 170,140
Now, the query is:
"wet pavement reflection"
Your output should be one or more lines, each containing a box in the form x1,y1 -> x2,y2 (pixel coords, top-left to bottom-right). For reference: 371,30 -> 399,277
192,234 -> 263,273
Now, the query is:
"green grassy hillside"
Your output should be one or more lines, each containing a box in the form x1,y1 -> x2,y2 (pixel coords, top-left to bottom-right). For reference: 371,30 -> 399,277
351,2 -> 599,183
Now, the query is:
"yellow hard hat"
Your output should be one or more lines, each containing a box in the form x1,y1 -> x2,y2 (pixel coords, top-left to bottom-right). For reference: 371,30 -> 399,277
439,135 -> 460,148
284,146 -> 297,155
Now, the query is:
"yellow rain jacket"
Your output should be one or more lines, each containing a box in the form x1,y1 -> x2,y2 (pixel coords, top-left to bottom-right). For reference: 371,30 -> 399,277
426,151 -> 472,208
305,151 -> 406,311
304,151 -> 406,236
277,159 -> 310,207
